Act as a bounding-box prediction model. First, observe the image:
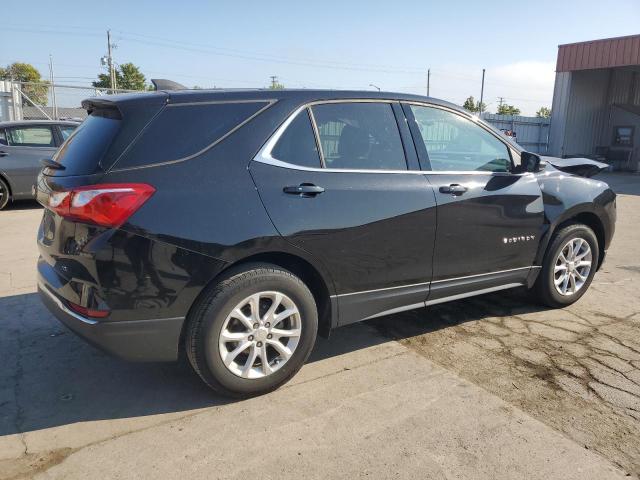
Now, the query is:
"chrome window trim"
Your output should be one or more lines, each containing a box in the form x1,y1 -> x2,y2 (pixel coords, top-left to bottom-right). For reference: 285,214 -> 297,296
253,98 -> 525,176
307,107 -> 326,168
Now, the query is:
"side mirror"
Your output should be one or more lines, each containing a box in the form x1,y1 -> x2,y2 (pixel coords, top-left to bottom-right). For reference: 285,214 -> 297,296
514,151 -> 542,174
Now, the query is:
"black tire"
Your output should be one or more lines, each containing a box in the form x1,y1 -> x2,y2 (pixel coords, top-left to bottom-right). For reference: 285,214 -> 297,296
533,223 -> 599,308
186,263 -> 318,397
0,178 -> 10,210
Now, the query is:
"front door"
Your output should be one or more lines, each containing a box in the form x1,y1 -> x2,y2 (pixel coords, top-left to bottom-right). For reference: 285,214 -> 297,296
403,103 -> 545,302
251,101 -> 437,325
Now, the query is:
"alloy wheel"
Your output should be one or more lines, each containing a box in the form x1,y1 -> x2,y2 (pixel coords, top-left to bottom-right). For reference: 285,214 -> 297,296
553,237 -> 592,296
218,291 -> 302,379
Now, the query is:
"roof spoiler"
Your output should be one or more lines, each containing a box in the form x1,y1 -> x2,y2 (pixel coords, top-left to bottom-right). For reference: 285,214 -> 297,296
151,79 -> 188,91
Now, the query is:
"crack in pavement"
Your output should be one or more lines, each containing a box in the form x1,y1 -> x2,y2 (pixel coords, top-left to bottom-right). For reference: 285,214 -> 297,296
371,288 -> 640,477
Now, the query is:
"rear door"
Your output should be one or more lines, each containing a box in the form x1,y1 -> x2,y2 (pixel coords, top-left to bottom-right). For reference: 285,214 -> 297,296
1,124 -> 58,197
403,103 -> 545,303
250,101 -> 437,325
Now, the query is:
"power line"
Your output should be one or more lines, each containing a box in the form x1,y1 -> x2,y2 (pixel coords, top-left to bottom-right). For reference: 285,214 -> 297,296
2,25 -> 426,75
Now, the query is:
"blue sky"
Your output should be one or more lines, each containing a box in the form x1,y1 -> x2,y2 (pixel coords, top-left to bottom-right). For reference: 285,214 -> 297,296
3,0 -> 639,114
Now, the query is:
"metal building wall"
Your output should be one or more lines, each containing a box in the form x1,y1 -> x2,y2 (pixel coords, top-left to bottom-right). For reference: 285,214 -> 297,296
483,113 -> 550,153
549,67 -> 640,157
548,72 -> 571,156
563,69 -> 610,156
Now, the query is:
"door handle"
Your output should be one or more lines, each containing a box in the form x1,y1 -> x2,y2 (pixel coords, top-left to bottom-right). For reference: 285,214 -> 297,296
283,183 -> 325,197
0,151 -> 7,157
439,184 -> 468,195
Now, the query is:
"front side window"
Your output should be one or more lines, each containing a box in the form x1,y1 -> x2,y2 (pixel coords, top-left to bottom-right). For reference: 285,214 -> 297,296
6,126 -> 55,147
311,102 -> 407,170
271,109 -> 321,168
409,105 -> 511,172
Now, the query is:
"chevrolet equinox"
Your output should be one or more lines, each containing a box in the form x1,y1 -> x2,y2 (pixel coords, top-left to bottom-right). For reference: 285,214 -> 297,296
36,88 -> 616,397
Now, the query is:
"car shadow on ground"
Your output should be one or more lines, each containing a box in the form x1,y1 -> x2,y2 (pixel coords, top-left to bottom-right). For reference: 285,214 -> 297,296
1,288 -> 546,437
4,200 -> 42,211
0,291 -> 407,437
368,287 -> 543,341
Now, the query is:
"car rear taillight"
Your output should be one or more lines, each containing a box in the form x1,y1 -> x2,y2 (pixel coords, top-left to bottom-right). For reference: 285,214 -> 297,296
48,183 -> 155,228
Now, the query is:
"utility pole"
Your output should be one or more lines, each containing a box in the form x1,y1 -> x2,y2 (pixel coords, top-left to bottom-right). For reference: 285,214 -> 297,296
270,75 -> 278,89
48,54 -> 58,120
479,68 -> 485,117
498,96 -> 504,111
427,68 -> 430,97
107,30 -> 117,91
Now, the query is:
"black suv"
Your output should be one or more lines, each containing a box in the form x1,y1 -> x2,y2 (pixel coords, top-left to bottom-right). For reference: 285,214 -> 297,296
37,89 -> 616,396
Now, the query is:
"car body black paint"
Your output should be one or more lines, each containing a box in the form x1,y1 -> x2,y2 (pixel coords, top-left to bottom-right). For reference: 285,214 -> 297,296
36,89 -> 616,361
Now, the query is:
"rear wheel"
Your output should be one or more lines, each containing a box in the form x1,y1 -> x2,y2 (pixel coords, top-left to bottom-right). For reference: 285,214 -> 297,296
186,264 -> 318,397
0,178 -> 10,210
534,223 -> 599,307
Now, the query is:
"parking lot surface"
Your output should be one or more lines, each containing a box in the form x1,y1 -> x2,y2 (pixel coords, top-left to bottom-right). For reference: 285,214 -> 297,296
0,173 -> 638,479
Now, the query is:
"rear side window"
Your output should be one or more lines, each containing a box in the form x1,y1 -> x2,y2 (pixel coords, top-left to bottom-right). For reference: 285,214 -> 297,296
311,103 -> 407,170
7,126 -> 55,147
118,101 -> 269,169
271,109 -> 321,168
52,113 -> 120,175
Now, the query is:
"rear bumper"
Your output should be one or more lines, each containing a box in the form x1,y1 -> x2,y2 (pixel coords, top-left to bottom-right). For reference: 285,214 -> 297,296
38,280 -> 184,362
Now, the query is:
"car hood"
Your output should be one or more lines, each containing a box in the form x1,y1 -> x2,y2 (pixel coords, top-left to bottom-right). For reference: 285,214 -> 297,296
541,156 -> 609,178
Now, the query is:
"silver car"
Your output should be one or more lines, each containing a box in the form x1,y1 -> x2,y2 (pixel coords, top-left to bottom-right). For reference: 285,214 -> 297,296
0,120 -> 79,209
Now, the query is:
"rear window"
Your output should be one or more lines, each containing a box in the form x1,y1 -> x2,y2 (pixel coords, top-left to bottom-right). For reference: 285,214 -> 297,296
116,101 -> 269,169
52,113 -> 120,176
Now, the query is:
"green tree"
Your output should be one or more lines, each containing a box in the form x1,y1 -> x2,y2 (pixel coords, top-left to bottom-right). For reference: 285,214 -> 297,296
497,104 -> 521,115
93,63 -> 148,91
268,82 -> 285,90
0,62 -> 49,106
462,95 -> 486,113
536,106 -> 551,118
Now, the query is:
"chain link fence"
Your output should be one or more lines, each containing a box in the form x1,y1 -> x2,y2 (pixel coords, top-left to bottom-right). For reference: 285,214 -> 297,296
1,81 -> 142,122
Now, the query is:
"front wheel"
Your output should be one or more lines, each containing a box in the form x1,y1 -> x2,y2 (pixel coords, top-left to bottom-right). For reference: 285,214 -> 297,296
186,264 -> 318,397
533,223 -> 599,308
